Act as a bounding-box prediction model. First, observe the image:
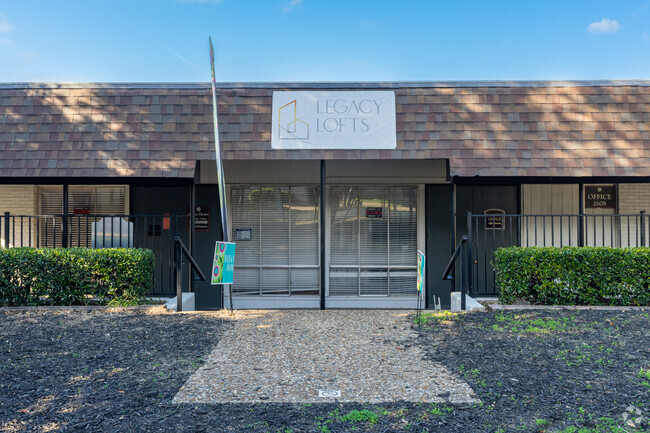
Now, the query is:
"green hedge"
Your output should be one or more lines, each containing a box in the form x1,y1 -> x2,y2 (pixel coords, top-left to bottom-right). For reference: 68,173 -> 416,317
0,248 -> 155,306
494,247 -> 650,306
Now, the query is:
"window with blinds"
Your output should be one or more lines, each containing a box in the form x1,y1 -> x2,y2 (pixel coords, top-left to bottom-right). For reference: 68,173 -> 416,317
38,185 -> 129,247
231,186 -> 320,296
329,186 -> 417,297
38,186 -> 64,247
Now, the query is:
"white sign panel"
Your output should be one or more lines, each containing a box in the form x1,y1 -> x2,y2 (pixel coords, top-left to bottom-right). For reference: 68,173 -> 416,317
318,389 -> 341,398
271,91 -> 396,149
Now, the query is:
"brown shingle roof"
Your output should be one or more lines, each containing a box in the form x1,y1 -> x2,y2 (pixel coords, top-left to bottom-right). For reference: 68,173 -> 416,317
1,82 -> 649,178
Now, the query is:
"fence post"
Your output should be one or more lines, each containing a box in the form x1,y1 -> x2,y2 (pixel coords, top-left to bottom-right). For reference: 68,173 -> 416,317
3,212 -> 9,249
62,185 -> 68,248
461,241 -> 467,311
464,211 -> 473,311
60,215 -> 68,248
459,241 -> 464,297
578,184 -> 584,247
173,214 -> 182,312
175,238 -> 183,312
641,211 -> 647,247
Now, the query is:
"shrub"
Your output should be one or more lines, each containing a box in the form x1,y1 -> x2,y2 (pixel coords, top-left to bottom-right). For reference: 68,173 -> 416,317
494,247 -> 650,306
0,248 -> 155,306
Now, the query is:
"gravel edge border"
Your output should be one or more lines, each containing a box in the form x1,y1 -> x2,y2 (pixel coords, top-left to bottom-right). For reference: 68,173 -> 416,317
0,304 -> 163,312
489,304 -> 649,311
2,304 -> 648,312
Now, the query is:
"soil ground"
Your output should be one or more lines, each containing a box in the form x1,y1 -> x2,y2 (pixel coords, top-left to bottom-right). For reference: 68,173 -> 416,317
0,307 -> 648,432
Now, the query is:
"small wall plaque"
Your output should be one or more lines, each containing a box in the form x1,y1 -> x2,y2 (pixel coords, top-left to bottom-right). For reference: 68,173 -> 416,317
193,205 -> 210,231
236,228 -> 252,241
585,185 -> 616,209
484,209 -> 506,230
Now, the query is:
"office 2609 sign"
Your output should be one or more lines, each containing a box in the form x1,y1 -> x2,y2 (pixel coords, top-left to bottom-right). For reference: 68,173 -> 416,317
271,91 -> 396,149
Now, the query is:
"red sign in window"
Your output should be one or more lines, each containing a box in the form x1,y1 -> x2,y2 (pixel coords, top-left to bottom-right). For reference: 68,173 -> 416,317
365,207 -> 383,218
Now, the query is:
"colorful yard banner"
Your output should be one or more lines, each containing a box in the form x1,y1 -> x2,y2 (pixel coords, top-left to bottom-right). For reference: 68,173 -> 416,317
211,242 -> 236,285
417,250 -> 425,293
209,37 -> 230,242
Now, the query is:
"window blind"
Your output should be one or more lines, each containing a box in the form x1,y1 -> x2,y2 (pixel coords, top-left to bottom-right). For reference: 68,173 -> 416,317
231,186 -> 319,296
329,185 -> 417,297
38,185 -> 128,247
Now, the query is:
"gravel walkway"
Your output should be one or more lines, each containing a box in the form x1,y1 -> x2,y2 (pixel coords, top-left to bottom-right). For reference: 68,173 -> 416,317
173,310 -> 478,404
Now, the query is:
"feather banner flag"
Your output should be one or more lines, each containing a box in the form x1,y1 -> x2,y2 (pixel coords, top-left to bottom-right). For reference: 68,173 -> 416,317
209,37 -> 234,310
209,36 -> 229,243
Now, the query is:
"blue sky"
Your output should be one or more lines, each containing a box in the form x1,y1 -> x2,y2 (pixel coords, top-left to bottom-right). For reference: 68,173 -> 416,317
1,0 -> 650,83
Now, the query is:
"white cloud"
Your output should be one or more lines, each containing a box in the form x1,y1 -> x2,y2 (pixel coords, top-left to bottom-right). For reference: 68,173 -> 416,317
283,0 -> 302,13
0,14 -> 14,33
587,18 -> 620,34
643,31 -> 649,42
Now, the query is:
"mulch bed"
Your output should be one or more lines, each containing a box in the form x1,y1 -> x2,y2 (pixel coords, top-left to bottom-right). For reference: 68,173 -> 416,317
415,309 -> 650,433
1,307 -> 648,432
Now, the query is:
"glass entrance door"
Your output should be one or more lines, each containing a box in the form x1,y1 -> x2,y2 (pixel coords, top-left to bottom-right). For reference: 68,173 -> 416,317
231,186 -> 320,304
328,186 -> 418,302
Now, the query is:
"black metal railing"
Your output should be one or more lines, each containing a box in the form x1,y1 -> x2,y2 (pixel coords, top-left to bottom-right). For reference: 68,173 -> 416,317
0,212 -> 189,296
464,210 -> 649,296
173,236 -> 206,312
442,235 -> 469,310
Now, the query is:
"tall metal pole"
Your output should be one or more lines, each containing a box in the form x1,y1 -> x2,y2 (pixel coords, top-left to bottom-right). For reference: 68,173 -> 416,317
209,37 -> 233,311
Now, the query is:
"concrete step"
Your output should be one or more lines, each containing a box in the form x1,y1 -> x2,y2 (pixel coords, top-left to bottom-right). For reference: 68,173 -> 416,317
165,293 -> 196,312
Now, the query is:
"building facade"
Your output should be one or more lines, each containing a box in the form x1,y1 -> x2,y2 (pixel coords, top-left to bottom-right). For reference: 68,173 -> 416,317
1,81 -> 649,309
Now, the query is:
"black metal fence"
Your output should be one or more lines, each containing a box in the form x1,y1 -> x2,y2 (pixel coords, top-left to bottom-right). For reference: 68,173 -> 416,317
0,212 -> 189,296
465,211 -> 649,296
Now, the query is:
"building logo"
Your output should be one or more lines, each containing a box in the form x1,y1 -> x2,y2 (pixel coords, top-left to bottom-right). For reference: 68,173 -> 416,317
278,99 -> 309,140
271,91 -> 396,149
